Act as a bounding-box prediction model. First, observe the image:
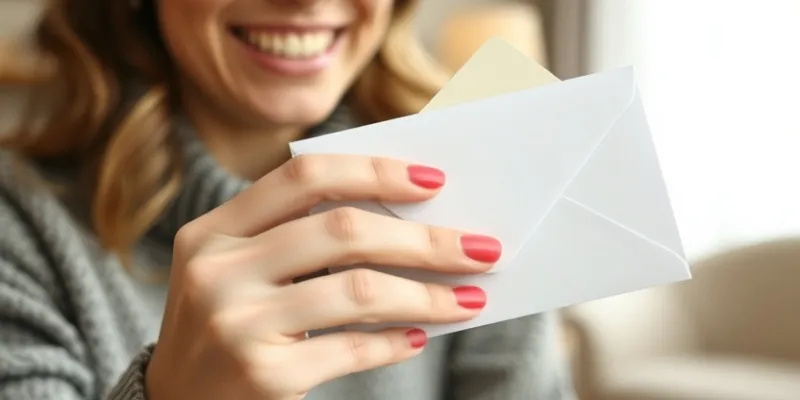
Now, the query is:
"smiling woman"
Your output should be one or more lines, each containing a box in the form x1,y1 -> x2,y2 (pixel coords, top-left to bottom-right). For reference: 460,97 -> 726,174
4,0 -> 447,248
0,0 -> 575,399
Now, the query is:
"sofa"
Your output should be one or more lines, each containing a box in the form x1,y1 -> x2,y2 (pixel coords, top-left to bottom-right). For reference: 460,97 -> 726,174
566,238 -> 800,400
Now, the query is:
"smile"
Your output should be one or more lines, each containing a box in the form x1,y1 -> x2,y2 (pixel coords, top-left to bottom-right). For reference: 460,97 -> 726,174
231,27 -> 343,59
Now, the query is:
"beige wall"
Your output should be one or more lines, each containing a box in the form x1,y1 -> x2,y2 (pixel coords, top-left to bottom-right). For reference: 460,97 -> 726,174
415,0 -> 508,54
0,0 -> 42,39
417,0 -> 588,78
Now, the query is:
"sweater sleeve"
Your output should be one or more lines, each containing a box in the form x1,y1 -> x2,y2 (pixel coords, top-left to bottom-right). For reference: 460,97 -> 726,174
0,198 -> 154,399
447,312 -> 578,400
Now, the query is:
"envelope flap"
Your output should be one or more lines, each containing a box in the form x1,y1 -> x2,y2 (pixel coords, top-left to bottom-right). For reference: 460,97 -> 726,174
564,88 -> 686,258
290,67 -> 638,268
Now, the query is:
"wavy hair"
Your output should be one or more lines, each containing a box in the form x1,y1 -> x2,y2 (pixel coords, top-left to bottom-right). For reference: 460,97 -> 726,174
0,0 -> 449,262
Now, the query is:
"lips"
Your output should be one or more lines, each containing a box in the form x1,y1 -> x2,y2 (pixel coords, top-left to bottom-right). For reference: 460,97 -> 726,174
230,27 -> 341,59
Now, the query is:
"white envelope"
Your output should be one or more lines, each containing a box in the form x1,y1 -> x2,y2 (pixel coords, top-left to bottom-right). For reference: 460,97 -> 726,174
290,39 -> 691,337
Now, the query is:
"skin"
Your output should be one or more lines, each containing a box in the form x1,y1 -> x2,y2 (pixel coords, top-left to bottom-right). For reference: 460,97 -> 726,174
158,0 -> 393,179
145,1 -> 499,399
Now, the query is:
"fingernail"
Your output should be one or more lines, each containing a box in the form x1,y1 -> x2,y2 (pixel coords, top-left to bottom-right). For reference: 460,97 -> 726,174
453,286 -> 487,309
406,328 -> 428,349
407,165 -> 445,189
460,234 -> 502,263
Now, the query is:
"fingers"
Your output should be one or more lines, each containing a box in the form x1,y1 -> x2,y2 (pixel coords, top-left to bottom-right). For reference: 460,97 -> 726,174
278,328 -> 427,393
254,207 -> 502,282
272,268 -> 486,334
198,155 -> 446,237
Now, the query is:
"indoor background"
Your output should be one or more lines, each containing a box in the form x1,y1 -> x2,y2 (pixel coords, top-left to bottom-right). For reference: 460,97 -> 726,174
2,1 -> 799,399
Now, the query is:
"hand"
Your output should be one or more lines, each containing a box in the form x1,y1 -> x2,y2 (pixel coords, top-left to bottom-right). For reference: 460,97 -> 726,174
145,155 -> 501,400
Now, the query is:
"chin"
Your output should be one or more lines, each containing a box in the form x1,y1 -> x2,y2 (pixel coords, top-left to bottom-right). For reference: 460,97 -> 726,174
242,88 -> 343,129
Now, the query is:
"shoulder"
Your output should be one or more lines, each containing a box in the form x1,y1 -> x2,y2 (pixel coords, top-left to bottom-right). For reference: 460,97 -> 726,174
0,150 -> 108,311
0,148 -> 63,214
0,149 -> 52,227
0,150 -> 83,268
0,84 -> 42,137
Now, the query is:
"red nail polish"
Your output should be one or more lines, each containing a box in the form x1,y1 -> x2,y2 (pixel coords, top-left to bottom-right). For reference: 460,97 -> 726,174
453,286 -> 487,309
407,165 -> 445,189
406,328 -> 428,349
460,234 -> 502,263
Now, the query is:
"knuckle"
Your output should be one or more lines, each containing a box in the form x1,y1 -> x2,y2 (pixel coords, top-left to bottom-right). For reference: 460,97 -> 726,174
181,257 -> 216,301
180,248 -> 236,299
283,154 -> 324,184
323,207 -> 364,243
173,222 -> 206,258
182,257 -> 211,288
343,268 -> 380,308
422,283 -> 443,315
205,311 -> 233,341
251,348 -> 291,377
423,225 -> 444,254
381,333 -> 403,361
180,237 -> 256,289
343,333 -> 375,372
368,157 -> 392,186
245,349 -> 299,396
420,225 -> 469,270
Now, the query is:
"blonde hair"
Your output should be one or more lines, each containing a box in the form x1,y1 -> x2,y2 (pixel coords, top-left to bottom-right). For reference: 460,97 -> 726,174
0,0 -> 449,261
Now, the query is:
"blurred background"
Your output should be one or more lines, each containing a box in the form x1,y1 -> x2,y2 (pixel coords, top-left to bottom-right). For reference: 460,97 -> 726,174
417,1 -> 800,399
3,0 -> 800,399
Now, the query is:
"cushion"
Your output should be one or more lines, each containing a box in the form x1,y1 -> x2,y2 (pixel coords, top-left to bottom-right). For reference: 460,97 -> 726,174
600,355 -> 800,400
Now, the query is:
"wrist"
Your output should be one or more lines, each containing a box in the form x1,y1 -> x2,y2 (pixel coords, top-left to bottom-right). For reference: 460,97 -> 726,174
145,344 -> 170,400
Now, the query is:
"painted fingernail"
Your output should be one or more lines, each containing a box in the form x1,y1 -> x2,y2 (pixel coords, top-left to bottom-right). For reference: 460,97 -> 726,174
453,286 -> 487,309
407,165 -> 445,189
460,234 -> 502,263
406,328 -> 428,349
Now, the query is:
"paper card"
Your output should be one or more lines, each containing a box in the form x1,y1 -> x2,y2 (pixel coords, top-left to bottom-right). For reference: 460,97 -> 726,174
291,38 -> 691,337
422,37 -> 559,112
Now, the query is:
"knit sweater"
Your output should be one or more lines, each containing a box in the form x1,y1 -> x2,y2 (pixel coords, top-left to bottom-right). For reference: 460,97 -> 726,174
0,105 -> 576,400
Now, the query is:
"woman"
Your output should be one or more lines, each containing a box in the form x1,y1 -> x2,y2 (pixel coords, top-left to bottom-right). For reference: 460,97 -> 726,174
0,0 -> 576,399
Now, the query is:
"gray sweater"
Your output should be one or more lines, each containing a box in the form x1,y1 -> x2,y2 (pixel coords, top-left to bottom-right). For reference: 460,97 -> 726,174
0,106 -> 576,400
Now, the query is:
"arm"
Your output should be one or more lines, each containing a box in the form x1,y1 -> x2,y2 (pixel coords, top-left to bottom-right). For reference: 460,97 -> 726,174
0,197 -> 152,399
447,312 -> 577,400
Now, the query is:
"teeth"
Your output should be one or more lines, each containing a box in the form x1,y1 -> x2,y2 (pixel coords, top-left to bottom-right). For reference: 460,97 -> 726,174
242,30 -> 335,59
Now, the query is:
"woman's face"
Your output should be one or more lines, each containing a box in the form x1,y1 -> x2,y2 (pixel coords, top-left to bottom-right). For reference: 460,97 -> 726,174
158,0 -> 394,128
